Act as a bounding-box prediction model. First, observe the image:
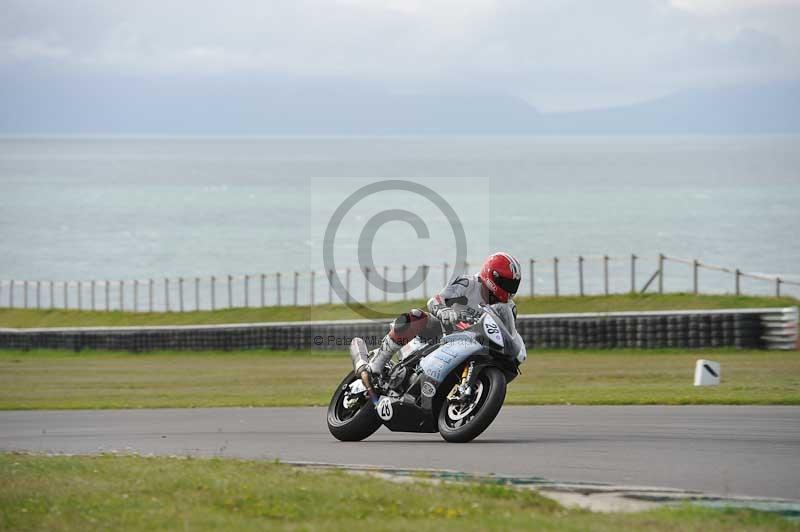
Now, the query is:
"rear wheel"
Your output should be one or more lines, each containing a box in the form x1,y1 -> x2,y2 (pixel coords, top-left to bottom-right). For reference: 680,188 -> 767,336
437,367 -> 506,443
327,371 -> 382,442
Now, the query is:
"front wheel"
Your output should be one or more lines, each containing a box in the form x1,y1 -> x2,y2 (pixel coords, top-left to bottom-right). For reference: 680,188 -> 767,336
327,371 -> 382,442
437,367 -> 506,443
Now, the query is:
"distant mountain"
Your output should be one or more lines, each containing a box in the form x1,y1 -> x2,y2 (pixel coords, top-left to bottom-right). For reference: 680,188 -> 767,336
543,82 -> 800,134
0,67 -> 797,135
0,69 -> 541,135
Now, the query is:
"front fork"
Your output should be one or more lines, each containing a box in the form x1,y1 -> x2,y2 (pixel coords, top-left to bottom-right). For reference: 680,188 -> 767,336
448,361 -> 476,402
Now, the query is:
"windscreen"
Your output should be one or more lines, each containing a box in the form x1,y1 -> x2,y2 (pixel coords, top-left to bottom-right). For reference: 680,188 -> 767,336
485,303 -> 523,358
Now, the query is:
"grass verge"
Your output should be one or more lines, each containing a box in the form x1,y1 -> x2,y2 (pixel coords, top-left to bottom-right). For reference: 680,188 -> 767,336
0,454 -> 794,531
0,293 -> 796,328
1,349 -> 798,409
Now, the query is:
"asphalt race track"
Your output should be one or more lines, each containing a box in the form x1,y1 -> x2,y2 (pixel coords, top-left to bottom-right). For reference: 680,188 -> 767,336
1,406 -> 798,501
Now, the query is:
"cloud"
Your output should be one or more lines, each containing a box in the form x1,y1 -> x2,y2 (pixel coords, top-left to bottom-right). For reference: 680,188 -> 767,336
6,36 -> 70,61
670,0 -> 800,15
1,0 -> 798,111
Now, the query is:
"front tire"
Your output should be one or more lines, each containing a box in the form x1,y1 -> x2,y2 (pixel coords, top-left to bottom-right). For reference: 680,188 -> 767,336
327,371 -> 382,442
438,367 -> 506,443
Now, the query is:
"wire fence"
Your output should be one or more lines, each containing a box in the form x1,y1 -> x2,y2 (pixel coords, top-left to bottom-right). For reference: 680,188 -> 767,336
1,254 -> 798,312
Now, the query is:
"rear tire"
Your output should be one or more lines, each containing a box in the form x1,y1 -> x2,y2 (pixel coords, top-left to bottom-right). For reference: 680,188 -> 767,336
327,371 -> 382,442
437,367 -> 506,443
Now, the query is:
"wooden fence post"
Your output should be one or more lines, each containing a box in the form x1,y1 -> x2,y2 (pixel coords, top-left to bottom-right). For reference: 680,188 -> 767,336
553,257 -> 559,297
164,278 -> 169,312
402,265 -> 407,299
211,276 -> 216,310
227,275 -> 233,309
345,269 -> 351,304
529,259 -> 535,297
630,254 -> 637,293
383,266 -> 388,302
735,269 -> 741,296
423,265 -> 429,299
578,256 -> 584,297
603,255 -> 609,295
693,259 -> 699,295
260,274 -> 265,307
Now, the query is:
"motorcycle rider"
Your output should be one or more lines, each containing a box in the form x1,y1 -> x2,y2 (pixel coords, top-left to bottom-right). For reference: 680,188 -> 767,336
357,252 -> 522,382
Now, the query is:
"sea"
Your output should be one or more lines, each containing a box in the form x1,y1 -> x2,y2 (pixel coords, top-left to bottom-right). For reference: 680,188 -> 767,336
1,135 -> 798,307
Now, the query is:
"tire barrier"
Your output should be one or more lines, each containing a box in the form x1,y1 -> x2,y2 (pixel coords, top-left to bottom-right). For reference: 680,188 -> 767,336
515,309 -> 783,350
0,307 -> 796,352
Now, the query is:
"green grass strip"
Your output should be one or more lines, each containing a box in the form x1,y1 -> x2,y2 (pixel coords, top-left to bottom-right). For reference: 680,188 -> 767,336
1,293 -> 797,329
0,454 -> 795,531
1,349 -> 798,409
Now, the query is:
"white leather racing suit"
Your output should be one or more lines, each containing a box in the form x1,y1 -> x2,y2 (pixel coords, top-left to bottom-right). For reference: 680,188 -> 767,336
427,274 -> 517,323
367,273 -> 518,375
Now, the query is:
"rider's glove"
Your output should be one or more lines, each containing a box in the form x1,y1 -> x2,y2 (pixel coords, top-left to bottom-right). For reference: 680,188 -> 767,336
437,308 -> 460,328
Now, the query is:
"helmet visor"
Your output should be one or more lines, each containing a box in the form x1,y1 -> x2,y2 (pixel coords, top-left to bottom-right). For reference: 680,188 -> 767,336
495,276 -> 520,296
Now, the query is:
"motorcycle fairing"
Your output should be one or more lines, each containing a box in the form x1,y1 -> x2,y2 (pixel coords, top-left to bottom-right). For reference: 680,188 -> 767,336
419,332 -> 482,382
380,396 -> 438,433
416,331 -> 484,414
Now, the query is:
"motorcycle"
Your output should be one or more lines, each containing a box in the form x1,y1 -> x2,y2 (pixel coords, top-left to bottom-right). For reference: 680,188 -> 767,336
327,303 -> 526,443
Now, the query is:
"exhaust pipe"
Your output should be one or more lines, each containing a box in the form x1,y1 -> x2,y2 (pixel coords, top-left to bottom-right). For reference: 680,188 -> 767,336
350,338 -> 378,403
350,337 -> 370,373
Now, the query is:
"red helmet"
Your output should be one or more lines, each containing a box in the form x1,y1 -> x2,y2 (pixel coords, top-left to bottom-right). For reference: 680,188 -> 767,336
479,252 -> 521,303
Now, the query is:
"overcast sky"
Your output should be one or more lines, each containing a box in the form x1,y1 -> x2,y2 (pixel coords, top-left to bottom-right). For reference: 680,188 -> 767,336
2,0 -> 799,112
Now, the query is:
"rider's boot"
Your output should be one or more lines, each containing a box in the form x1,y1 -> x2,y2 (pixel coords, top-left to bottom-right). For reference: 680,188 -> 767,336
368,335 -> 401,377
